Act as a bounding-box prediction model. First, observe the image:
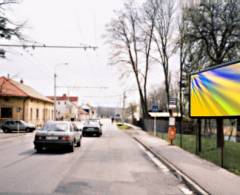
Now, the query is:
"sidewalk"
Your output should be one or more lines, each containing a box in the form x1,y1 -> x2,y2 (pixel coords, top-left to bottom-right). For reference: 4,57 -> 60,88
125,126 -> 240,195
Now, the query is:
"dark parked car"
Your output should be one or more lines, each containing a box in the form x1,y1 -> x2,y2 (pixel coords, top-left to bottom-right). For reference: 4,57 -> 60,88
34,121 -> 82,152
82,119 -> 102,137
1,119 -> 36,133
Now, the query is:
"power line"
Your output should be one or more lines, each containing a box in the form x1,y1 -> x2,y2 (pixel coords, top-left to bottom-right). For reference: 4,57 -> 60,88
56,86 -> 108,89
0,43 -> 98,50
82,95 -> 122,98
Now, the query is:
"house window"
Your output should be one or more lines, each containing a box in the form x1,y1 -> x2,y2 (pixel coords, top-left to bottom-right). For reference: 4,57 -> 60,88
65,101 -> 66,105
58,101 -> 60,105
36,109 -> 39,119
0,107 -> 12,118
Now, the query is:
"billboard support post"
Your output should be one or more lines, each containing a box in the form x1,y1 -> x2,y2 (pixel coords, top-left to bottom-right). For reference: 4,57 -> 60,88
195,120 -> 198,154
198,119 -> 202,153
217,118 -> 224,167
217,118 -> 224,148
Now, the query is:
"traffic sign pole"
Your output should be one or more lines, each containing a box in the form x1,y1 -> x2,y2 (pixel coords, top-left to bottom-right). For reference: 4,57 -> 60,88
154,116 -> 156,136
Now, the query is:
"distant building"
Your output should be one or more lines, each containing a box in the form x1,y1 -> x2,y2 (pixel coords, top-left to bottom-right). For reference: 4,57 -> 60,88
0,76 -> 54,126
78,106 -> 89,121
48,94 -> 78,121
81,103 -> 96,119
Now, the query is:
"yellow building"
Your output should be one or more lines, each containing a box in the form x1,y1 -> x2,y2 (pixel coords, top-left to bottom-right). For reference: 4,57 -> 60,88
0,77 -> 54,127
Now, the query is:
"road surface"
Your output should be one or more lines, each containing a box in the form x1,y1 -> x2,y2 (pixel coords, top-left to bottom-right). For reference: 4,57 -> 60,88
0,119 -> 189,195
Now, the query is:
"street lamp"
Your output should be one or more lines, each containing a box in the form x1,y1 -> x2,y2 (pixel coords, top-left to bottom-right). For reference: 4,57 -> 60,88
54,62 -> 68,120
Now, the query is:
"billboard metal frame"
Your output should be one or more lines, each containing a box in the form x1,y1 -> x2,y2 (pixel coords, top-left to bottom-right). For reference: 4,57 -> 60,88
189,59 -> 240,119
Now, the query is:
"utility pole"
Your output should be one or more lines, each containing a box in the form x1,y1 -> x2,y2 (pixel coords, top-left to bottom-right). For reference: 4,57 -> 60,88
54,73 -> 57,120
122,91 -> 127,123
54,63 -> 68,120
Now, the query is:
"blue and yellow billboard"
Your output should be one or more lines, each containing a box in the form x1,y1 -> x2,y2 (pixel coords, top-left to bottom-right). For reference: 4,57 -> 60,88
190,61 -> 240,117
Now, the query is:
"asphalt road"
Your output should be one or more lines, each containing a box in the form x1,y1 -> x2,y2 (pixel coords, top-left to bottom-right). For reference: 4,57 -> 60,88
0,119 -> 188,195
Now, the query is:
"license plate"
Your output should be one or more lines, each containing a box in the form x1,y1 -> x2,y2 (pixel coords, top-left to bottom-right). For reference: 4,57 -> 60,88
87,128 -> 95,131
46,136 -> 58,140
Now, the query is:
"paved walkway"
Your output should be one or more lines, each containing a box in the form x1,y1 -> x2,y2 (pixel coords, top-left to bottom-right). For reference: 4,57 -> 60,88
125,125 -> 240,195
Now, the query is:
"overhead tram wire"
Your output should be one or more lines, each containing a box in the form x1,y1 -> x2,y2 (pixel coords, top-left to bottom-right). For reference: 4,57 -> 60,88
56,86 -> 108,89
0,43 -> 98,50
82,95 -> 122,98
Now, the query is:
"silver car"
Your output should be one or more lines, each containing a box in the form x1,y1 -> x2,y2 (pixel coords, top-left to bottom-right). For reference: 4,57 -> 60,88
34,121 -> 82,152
1,119 -> 35,133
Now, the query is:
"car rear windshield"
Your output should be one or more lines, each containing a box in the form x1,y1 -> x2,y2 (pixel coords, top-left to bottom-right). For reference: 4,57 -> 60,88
41,122 -> 69,131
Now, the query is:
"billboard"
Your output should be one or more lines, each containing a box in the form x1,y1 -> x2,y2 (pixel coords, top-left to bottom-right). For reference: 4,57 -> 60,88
190,61 -> 240,118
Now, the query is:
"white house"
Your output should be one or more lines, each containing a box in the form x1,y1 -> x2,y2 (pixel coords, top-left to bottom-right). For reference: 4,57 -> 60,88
48,94 -> 79,121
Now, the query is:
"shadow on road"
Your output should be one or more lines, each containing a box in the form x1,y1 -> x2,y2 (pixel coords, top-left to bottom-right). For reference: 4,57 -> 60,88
33,148 -> 72,155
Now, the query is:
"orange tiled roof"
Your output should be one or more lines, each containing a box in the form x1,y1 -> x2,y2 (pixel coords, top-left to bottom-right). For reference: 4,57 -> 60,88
0,76 -> 53,103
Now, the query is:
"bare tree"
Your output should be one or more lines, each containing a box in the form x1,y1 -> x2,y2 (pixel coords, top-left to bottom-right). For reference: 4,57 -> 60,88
183,0 -> 240,66
106,0 -> 157,119
125,102 -> 138,123
140,0 -> 158,112
0,0 -> 25,57
150,0 -> 175,109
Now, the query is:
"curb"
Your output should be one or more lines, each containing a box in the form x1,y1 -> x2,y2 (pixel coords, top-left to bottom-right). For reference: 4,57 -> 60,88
133,136 -> 210,195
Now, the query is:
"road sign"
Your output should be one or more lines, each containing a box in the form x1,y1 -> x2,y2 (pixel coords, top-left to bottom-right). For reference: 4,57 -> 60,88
151,105 -> 159,112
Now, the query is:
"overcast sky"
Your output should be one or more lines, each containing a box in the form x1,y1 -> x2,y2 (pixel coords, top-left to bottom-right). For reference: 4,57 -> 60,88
0,0 -> 177,108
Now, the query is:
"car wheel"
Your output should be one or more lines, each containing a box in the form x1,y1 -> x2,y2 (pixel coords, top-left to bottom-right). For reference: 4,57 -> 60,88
29,128 -> 34,132
69,142 -> 75,152
3,128 -> 9,133
76,138 -> 81,147
25,128 -> 30,133
36,147 -> 42,153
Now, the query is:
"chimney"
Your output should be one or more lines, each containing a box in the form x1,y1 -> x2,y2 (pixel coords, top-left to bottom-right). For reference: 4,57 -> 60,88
63,93 -> 67,97
20,79 -> 24,84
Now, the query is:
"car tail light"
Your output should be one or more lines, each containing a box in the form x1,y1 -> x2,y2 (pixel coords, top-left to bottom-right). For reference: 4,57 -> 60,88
62,136 -> 70,141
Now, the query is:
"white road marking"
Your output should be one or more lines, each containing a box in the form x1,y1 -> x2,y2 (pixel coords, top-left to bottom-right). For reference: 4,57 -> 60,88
178,185 -> 193,195
136,142 -> 169,173
136,141 -> 195,195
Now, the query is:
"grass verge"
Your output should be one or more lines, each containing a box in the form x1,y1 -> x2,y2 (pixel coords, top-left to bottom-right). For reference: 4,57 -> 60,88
116,123 -> 132,130
149,131 -> 240,176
